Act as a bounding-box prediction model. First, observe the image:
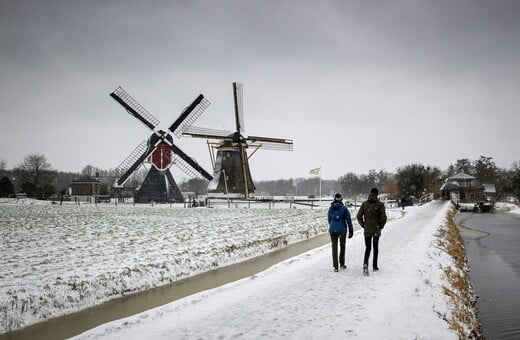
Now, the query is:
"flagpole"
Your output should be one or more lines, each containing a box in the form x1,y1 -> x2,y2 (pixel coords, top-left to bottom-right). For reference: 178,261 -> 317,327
319,166 -> 322,201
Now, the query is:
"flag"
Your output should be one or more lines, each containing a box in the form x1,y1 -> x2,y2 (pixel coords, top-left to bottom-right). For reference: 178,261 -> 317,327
309,168 -> 320,176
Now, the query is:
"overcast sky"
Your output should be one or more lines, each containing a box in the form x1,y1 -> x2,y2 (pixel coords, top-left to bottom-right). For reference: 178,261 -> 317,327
1,0 -> 519,181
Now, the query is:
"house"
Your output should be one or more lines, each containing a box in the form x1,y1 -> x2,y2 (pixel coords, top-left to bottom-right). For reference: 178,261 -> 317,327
440,173 -> 494,211
70,178 -> 110,203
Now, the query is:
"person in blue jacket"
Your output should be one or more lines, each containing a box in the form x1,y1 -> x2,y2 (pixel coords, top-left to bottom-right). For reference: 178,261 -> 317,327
328,193 -> 354,272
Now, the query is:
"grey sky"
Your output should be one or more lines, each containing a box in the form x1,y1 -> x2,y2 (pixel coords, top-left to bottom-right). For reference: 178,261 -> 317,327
1,0 -> 519,181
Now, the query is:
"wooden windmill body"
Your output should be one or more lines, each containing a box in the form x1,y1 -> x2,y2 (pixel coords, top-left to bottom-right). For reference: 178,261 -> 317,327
184,83 -> 293,198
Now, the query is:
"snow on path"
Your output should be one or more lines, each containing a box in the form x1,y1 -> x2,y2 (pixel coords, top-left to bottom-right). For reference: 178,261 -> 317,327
75,201 -> 456,339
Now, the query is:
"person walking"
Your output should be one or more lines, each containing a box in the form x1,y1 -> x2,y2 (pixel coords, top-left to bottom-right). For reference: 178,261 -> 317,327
357,188 -> 387,276
328,193 -> 354,272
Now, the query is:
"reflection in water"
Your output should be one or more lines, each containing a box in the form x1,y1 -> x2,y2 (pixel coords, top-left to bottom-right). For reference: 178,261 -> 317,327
457,212 -> 520,339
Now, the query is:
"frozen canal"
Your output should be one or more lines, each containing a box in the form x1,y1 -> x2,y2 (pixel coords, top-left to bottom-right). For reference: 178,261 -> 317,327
457,210 -> 520,339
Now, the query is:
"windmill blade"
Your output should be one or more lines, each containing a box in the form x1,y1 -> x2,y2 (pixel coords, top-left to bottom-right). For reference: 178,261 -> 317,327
115,140 -> 155,186
233,82 -> 244,133
110,87 -> 160,131
182,126 -> 233,140
168,95 -> 210,138
170,144 -> 213,180
246,135 -> 294,151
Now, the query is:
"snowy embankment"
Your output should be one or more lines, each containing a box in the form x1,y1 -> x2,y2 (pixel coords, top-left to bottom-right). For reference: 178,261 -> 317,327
2,199 -> 396,335
74,200 -> 480,339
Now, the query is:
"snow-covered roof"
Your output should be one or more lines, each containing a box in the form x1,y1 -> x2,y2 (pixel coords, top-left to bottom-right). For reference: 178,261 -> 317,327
482,183 -> 496,193
440,172 -> 485,191
448,172 -> 475,180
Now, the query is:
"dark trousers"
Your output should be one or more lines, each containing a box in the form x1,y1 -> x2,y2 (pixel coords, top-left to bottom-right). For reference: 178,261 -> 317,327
330,232 -> 346,269
363,235 -> 380,267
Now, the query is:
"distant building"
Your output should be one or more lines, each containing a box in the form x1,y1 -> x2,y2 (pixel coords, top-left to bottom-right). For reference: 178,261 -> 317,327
440,173 -> 495,211
70,178 -> 109,203
482,183 -> 497,205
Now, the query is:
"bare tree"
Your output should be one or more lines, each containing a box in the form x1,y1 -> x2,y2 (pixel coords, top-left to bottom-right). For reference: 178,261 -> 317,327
16,154 -> 53,187
14,153 -> 56,198
81,164 -> 97,177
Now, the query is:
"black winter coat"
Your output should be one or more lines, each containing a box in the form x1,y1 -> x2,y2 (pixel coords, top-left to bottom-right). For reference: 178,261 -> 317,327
356,193 -> 387,237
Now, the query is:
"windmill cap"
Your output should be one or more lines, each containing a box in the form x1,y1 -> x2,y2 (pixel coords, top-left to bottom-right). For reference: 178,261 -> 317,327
334,193 -> 343,201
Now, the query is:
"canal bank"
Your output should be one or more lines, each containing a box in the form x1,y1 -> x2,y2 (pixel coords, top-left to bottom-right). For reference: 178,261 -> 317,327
457,209 -> 520,339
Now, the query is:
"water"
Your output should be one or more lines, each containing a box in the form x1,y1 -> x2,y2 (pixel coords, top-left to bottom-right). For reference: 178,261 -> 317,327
457,212 -> 520,339
0,234 -> 330,340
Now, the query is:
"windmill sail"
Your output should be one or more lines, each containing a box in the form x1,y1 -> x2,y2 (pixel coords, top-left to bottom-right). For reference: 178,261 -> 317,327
233,82 -> 244,133
110,87 -> 160,130
169,144 -> 212,180
115,141 -> 155,186
168,95 -> 210,138
246,135 -> 293,151
183,126 -> 233,139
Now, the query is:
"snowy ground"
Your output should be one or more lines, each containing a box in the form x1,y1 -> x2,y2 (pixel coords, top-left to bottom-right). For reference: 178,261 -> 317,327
495,201 -> 520,216
72,201 -> 462,339
0,198 -> 406,335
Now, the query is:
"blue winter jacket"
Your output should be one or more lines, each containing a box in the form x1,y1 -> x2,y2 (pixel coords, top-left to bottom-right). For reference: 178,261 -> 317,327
328,201 -> 354,234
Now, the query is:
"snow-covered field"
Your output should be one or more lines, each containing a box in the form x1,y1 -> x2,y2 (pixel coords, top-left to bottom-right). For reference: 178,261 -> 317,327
0,198 -> 405,335
74,200 -> 472,339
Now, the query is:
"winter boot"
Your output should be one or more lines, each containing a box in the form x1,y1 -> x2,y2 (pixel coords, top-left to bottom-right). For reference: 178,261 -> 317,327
363,264 -> 369,276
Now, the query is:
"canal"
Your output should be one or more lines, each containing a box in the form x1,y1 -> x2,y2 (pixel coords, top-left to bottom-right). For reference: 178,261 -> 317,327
457,211 -> 520,339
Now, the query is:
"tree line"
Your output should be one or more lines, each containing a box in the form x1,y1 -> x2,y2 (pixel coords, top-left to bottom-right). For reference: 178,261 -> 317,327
1,154 -> 519,202
253,156 -> 520,201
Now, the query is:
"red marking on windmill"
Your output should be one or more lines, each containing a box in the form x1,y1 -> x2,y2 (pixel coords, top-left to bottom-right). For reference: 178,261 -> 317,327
151,144 -> 172,170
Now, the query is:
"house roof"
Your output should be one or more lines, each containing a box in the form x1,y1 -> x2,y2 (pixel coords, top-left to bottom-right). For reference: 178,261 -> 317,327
482,183 -> 496,193
439,182 -> 457,190
440,172 -> 485,191
448,172 -> 475,180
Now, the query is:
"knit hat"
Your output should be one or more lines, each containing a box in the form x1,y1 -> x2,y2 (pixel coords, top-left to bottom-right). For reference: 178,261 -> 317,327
334,193 -> 343,201
370,188 -> 379,195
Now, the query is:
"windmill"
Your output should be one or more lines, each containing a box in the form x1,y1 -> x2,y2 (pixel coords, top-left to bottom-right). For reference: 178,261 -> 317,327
110,86 -> 213,203
183,82 -> 293,198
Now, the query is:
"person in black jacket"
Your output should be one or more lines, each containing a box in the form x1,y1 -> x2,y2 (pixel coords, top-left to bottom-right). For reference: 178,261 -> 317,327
357,188 -> 387,275
328,193 -> 354,272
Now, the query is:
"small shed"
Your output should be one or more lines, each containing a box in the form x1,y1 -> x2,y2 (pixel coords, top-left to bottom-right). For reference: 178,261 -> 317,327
482,183 -> 497,204
70,178 -> 102,203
